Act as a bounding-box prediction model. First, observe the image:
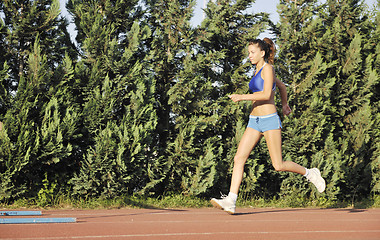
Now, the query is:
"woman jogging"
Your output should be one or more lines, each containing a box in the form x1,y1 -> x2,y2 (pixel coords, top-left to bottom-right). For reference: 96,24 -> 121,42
211,38 -> 325,215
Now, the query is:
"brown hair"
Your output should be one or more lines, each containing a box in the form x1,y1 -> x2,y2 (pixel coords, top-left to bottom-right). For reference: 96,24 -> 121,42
249,38 -> 276,65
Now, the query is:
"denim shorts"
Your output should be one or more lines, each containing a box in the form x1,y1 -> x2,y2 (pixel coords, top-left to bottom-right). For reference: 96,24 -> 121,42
247,113 -> 282,133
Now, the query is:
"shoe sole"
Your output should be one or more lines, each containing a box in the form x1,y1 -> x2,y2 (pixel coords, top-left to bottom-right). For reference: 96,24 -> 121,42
210,199 -> 235,215
311,168 -> 326,193
318,178 -> 326,193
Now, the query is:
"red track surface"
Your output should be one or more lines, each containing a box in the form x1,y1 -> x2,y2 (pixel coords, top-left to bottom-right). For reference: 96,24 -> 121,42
1,208 -> 380,240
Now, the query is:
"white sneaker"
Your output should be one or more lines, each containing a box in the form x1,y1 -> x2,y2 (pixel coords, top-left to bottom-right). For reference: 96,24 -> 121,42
210,195 -> 236,215
306,168 -> 326,193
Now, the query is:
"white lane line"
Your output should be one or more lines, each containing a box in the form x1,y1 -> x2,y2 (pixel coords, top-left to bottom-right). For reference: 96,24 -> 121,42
2,230 -> 380,239
72,218 -> 380,224
45,209 -> 380,217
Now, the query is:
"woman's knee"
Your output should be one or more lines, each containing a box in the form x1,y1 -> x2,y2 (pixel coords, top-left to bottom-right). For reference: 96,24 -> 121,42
272,162 -> 285,171
234,154 -> 247,166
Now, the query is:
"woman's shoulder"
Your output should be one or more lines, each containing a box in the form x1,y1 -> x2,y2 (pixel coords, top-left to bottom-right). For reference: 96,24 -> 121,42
264,63 -> 274,69
262,63 -> 274,74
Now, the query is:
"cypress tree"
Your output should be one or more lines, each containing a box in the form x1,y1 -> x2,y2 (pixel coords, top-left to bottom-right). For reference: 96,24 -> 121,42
275,0 -> 333,202
0,17 -> 10,118
67,0 -> 156,198
0,62 -> 10,120
140,0 -> 199,195
0,0 -> 73,88
0,39 -> 73,201
276,0 -> 378,202
315,0 -> 376,201
0,0 -> 79,201
41,53 -> 83,195
143,0 -> 196,154
366,0 -> 380,196
0,61 -> 13,200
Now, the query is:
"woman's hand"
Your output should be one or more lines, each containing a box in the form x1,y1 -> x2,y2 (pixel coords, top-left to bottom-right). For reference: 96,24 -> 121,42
282,103 -> 292,116
228,94 -> 243,103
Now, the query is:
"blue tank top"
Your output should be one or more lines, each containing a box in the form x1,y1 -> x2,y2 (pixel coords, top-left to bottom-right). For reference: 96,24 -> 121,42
249,63 -> 276,93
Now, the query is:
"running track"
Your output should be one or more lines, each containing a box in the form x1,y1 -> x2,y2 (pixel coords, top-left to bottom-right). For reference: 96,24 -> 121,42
1,208 -> 379,240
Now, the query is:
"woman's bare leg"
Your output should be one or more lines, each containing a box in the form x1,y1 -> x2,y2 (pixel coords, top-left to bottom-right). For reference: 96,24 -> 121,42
229,127 -> 262,194
263,129 -> 306,175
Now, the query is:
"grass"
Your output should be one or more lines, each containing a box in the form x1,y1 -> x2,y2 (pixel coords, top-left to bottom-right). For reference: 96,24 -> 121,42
1,193 -> 379,210
237,194 -> 380,209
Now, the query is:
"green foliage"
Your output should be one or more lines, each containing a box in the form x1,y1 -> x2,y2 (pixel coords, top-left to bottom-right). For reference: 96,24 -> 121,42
65,0 -> 157,198
369,0 -> 380,195
0,0 -> 378,205
37,173 -> 58,207
1,0 -> 73,84
0,62 -> 11,118
276,0 -> 379,202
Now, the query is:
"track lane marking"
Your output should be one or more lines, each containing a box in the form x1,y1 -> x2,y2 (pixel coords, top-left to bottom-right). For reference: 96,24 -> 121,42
2,230 -> 380,239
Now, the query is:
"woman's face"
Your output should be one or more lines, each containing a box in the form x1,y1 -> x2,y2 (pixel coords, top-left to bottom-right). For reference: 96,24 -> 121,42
248,44 -> 264,65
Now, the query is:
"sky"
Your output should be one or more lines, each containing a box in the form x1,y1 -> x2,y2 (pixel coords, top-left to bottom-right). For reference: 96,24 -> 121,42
192,0 -> 280,26
59,0 -> 280,40
59,0 -> 378,43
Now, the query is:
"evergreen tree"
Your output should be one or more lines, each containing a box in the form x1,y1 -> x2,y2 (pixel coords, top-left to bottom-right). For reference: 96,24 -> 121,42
367,0 -> 380,195
67,0 -> 156,198
0,17 -> 10,119
316,0 -> 376,201
0,0 -> 80,201
276,0 -> 378,202
275,0 -> 333,202
0,0 -> 377,203
139,0 -> 199,195
143,0 -> 196,154
0,62 -> 10,120
0,39 -> 75,201
0,0 -> 74,89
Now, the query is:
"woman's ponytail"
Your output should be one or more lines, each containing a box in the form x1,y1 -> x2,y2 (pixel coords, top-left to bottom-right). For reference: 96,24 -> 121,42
263,38 -> 276,65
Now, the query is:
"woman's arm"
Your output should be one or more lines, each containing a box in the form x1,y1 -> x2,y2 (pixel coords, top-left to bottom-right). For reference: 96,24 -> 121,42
275,77 -> 292,116
229,64 -> 274,102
